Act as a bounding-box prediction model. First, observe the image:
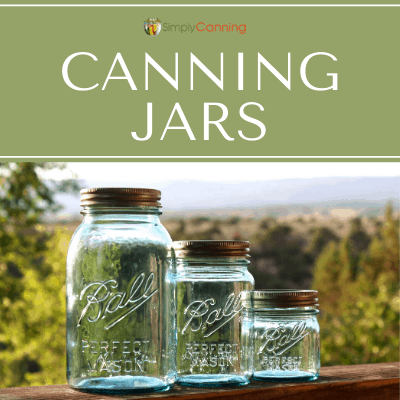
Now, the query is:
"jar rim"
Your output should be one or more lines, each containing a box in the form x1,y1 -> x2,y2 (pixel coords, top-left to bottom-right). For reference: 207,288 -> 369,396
242,290 -> 318,308
173,240 -> 250,258
80,188 -> 162,208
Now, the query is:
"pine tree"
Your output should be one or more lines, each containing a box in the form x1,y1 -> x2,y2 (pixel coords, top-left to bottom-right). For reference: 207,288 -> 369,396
307,227 -> 339,259
312,203 -> 399,366
0,163 -> 80,387
312,240 -> 354,314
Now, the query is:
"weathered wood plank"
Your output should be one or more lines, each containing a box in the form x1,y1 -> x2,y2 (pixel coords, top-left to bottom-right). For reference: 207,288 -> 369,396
0,362 -> 398,400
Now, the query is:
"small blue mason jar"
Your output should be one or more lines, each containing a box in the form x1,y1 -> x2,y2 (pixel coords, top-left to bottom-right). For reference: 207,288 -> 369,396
66,188 -> 176,393
173,240 -> 254,387
242,290 -> 320,382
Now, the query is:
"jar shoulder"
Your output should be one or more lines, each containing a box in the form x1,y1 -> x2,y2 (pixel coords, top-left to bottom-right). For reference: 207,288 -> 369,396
244,269 -> 255,285
253,313 -> 320,326
176,269 -> 254,284
70,219 -> 172,245
67,219 -> 172,266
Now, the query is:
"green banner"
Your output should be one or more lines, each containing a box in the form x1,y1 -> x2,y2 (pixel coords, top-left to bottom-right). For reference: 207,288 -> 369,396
0,6 -> 399,159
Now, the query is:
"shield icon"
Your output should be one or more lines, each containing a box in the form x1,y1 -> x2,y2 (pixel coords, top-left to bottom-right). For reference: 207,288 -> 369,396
144,18 -> 162,36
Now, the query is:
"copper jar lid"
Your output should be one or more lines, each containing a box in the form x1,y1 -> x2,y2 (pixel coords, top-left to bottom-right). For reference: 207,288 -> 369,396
242,290 -> 318,309
173,240 -> 250,258
80,188 -> 161,208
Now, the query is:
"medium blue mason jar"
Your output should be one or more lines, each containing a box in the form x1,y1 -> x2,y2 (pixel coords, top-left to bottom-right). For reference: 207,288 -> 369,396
66,188 -> 176,393
242,290 -> 320,382
173,241 -> 254,387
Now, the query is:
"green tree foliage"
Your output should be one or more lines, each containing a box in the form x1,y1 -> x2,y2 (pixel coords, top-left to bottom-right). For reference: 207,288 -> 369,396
227,216 -> 241,226
348,217 -> 371,256
259,216 -> 276,230
307,227 -> 339,259
179,220 -> 223,241
0,163 -> 79,387
252,224 -> 312,288
191,216 -> 211,226
312,204 -> 399,366
170,218 -> 186,241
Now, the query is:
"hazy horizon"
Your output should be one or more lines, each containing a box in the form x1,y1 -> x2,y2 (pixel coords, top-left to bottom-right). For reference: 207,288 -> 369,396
51,174 -> 400,221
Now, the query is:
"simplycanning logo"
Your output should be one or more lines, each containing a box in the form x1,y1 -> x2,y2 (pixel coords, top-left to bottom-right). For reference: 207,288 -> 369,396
144,18 -> 246,35
165,22 -> 246,34
144,18 -> 162,36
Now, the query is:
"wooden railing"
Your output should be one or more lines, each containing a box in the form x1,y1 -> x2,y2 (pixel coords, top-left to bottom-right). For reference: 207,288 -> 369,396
0,362 -> 398,400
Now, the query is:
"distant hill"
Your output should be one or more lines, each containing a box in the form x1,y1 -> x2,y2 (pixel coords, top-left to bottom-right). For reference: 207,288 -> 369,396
51,176 -> 399,221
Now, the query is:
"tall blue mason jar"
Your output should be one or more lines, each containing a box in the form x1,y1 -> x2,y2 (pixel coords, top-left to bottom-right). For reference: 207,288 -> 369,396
66,188 -> 176,393
173,241 -> 254,387
242,290 -> 320,382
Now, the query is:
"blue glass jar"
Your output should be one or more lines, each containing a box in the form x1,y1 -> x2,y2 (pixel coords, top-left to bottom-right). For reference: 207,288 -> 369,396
173,241 -> 254,387
242,290 -> 320,382
66,188 -> 176,393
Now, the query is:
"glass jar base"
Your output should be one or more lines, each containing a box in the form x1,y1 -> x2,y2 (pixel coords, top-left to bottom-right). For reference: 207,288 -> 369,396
177,374 -> 250,387
253,371 -> 319,382
71,376 -> 173,394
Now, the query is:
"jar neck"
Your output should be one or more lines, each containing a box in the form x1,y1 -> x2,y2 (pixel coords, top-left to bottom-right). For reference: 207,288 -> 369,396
176,257 -> 250,272
81,206 -> 162,223
250,307 -> 319,317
